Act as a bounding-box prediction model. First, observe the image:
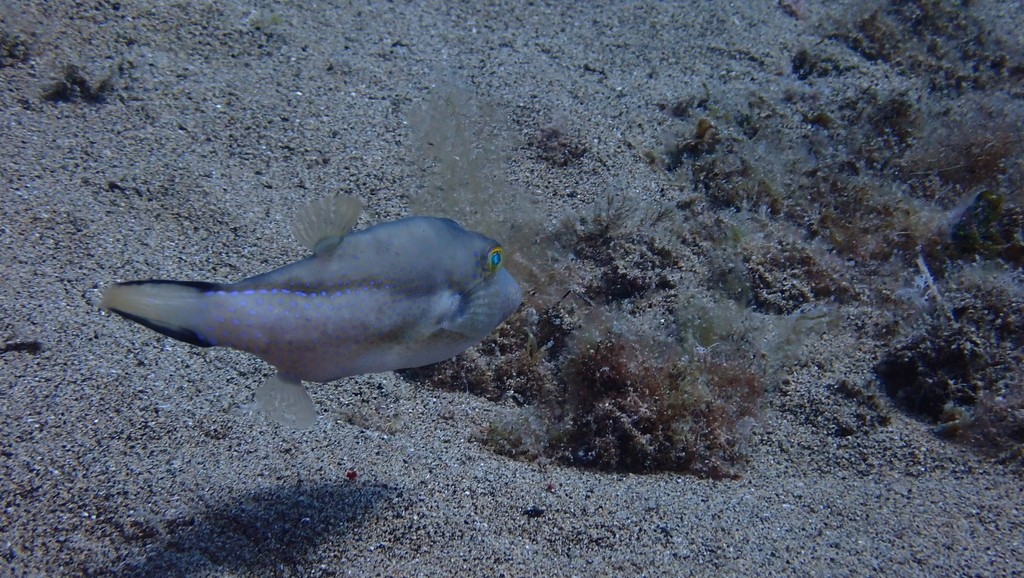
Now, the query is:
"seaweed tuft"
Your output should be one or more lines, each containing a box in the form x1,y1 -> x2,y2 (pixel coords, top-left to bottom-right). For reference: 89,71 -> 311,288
41,63 -> 120,104
877,266 -> 1024,465
530,125 -> 587,167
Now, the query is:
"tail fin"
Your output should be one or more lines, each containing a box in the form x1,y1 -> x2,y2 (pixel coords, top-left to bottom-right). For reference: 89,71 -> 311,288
102,280 -> 219,347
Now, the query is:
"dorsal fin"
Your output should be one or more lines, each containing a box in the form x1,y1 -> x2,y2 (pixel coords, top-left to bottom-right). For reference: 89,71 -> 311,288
290,195 -> 363,254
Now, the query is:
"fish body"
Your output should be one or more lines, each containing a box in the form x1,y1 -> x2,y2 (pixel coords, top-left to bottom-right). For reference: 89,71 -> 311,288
103,197 -> 522,428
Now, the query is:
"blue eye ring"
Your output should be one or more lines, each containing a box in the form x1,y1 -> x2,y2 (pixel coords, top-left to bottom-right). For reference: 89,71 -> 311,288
487,247 -> 503,272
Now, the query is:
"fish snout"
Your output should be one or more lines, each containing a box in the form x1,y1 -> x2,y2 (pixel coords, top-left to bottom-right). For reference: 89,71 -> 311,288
494,268 -> 523,322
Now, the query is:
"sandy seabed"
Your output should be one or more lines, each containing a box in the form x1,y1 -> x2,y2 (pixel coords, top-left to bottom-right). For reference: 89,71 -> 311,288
2,1 -> 1022,576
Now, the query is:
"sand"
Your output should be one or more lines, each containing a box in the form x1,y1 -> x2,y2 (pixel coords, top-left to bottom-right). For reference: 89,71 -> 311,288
2,1 -> 1022,576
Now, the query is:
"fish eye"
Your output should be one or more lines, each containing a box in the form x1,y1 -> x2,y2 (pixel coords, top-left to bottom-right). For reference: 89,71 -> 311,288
487,247 -> 503,272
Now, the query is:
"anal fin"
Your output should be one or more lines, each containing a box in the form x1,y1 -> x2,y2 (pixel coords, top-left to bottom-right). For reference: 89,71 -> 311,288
254,373 -> 317,429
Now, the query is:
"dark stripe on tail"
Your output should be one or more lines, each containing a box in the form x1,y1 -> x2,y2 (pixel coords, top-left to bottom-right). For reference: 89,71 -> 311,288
116,279 -> 221,290
107,280 -> 221,348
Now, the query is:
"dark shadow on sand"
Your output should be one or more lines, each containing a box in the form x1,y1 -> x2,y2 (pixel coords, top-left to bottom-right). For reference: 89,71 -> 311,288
117,481 -> 399,577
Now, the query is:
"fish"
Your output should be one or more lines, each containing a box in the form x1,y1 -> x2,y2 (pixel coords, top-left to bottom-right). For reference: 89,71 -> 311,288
102,195 -> 522,429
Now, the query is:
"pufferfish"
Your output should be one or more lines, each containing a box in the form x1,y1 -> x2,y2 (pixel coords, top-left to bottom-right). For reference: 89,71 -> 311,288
102,195 -> 522,429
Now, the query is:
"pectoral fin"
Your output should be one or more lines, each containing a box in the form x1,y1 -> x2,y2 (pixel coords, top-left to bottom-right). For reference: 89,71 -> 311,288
254,373 -> 317,429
